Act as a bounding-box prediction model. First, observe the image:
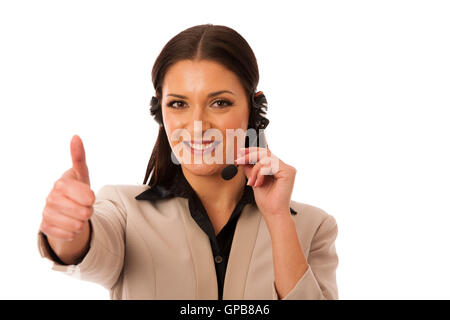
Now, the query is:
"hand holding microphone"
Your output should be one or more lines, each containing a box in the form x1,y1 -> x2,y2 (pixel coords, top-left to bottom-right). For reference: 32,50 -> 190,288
221,130 -> 268,181
226,142 -> 297,220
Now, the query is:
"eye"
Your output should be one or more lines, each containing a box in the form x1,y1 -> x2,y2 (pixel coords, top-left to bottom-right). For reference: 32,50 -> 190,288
212,99 -> 233,108
166,99 -> 233,109
166,100 -> 187,109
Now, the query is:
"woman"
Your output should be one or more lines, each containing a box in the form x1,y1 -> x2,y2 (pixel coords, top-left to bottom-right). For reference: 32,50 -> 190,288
37,24 -> 339,300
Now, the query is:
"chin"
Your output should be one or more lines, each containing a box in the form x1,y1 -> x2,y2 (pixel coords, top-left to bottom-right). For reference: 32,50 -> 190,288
181,163 -> 224,177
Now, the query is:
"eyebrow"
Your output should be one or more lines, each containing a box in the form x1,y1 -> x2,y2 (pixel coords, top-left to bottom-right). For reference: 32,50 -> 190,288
166,90 -> 235,99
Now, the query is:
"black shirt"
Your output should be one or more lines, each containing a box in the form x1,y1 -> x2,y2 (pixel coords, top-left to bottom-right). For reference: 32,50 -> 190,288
135,165 -> 297,300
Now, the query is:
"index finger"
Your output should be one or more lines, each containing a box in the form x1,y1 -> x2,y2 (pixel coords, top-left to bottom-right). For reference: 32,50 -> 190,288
54,178 -> 95,206
239,147 -> 271,157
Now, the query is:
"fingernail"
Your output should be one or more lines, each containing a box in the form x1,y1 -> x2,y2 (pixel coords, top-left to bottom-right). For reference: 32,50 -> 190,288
235,156 -> 245,164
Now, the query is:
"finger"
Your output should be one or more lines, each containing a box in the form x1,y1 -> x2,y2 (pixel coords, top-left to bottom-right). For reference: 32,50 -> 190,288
239,147 -> 271,157
235,150 -> 268,165
70,135 -> 90,185
249,154 -> 279,186
253,158 -> 274,187
235,152 -> 272,183
247,158 -> 267,186
260,163 -> 277,176
43,206 -> 86,234
53,178 -> 95,206
40,221 -> 76,241
253,169 -> 265,188
271,158 -> 292,180
46,191 -> 93,221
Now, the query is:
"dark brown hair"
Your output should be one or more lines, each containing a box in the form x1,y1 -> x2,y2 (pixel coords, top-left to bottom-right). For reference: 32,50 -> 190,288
143,24 -> 268,187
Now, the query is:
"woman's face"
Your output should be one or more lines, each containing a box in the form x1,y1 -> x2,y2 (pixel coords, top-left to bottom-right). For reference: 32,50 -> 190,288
161,59 -> 250,177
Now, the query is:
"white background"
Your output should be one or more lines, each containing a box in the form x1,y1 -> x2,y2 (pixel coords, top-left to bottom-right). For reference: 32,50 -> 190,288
1,0 -> 449,299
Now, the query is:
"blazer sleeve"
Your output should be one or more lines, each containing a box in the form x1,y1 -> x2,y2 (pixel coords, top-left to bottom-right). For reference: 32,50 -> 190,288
37,185 -> 127,290
272,214 -> 339,300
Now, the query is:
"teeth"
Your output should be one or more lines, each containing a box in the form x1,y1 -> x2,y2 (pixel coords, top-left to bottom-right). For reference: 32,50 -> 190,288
188,142 -> 214,150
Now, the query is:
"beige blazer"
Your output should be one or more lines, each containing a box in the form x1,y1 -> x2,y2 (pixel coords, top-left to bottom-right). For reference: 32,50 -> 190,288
37,184 -> 339,300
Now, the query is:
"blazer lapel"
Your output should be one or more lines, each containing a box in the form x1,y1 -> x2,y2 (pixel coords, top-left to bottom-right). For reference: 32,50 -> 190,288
175,197 -> 218,299
223,203 -> 262,299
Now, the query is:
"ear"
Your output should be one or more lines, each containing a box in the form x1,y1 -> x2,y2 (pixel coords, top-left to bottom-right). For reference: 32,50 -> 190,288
150,95 -> 163,126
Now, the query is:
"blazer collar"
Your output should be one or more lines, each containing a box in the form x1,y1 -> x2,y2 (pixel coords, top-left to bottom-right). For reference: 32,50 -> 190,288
135,165 -> 297,215
134,165 -> 256,206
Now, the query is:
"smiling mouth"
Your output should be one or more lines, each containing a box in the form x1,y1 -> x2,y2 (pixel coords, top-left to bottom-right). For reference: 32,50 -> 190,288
183,140 -> 221,152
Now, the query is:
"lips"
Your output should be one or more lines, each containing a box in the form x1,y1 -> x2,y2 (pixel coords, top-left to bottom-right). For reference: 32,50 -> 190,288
190,140 -> 215,145
183,140 -> 220,153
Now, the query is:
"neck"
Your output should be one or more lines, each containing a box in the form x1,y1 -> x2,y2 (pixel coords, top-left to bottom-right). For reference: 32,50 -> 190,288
181,165 -> 247,213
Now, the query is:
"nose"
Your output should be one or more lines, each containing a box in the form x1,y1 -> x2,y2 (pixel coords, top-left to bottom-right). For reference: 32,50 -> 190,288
187,105 -> 212,132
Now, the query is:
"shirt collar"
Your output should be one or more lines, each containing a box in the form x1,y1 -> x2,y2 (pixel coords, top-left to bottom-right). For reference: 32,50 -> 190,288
135,165 -> 256,206
135,166 -> 297,215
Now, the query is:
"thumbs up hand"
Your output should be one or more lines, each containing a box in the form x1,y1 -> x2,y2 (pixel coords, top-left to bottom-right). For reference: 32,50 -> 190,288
40,135 -> 95,242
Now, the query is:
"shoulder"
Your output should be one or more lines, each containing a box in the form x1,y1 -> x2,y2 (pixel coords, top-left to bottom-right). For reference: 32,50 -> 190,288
290,200 -> 336,225
289,200 -> 338,246
95,184 -> 150,204
94,184 -> 180,211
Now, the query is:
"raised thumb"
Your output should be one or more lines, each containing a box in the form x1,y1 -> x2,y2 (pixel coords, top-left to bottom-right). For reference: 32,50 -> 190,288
70,135 -> 90,185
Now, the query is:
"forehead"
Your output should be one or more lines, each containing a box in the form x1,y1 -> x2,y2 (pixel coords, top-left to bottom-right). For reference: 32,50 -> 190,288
162,60 -> 245,96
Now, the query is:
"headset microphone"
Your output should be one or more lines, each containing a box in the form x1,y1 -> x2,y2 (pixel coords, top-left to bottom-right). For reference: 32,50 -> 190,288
220,131 -> 267,181
221,164 -> 238,180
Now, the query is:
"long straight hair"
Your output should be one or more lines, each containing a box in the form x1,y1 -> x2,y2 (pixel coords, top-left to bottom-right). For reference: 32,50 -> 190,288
143,24 -> 260,188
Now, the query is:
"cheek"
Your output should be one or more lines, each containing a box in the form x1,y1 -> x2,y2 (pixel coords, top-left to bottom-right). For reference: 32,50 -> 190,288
161,107 -> 169,128
163,115 -> 181,147
219,118 -> 246,130
217,111 -> 249,154
216,109 -> 249,131
162,108 -> 181,136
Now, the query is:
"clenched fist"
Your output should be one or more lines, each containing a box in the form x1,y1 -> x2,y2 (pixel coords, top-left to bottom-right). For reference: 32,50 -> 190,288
40,135 -> 95,242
